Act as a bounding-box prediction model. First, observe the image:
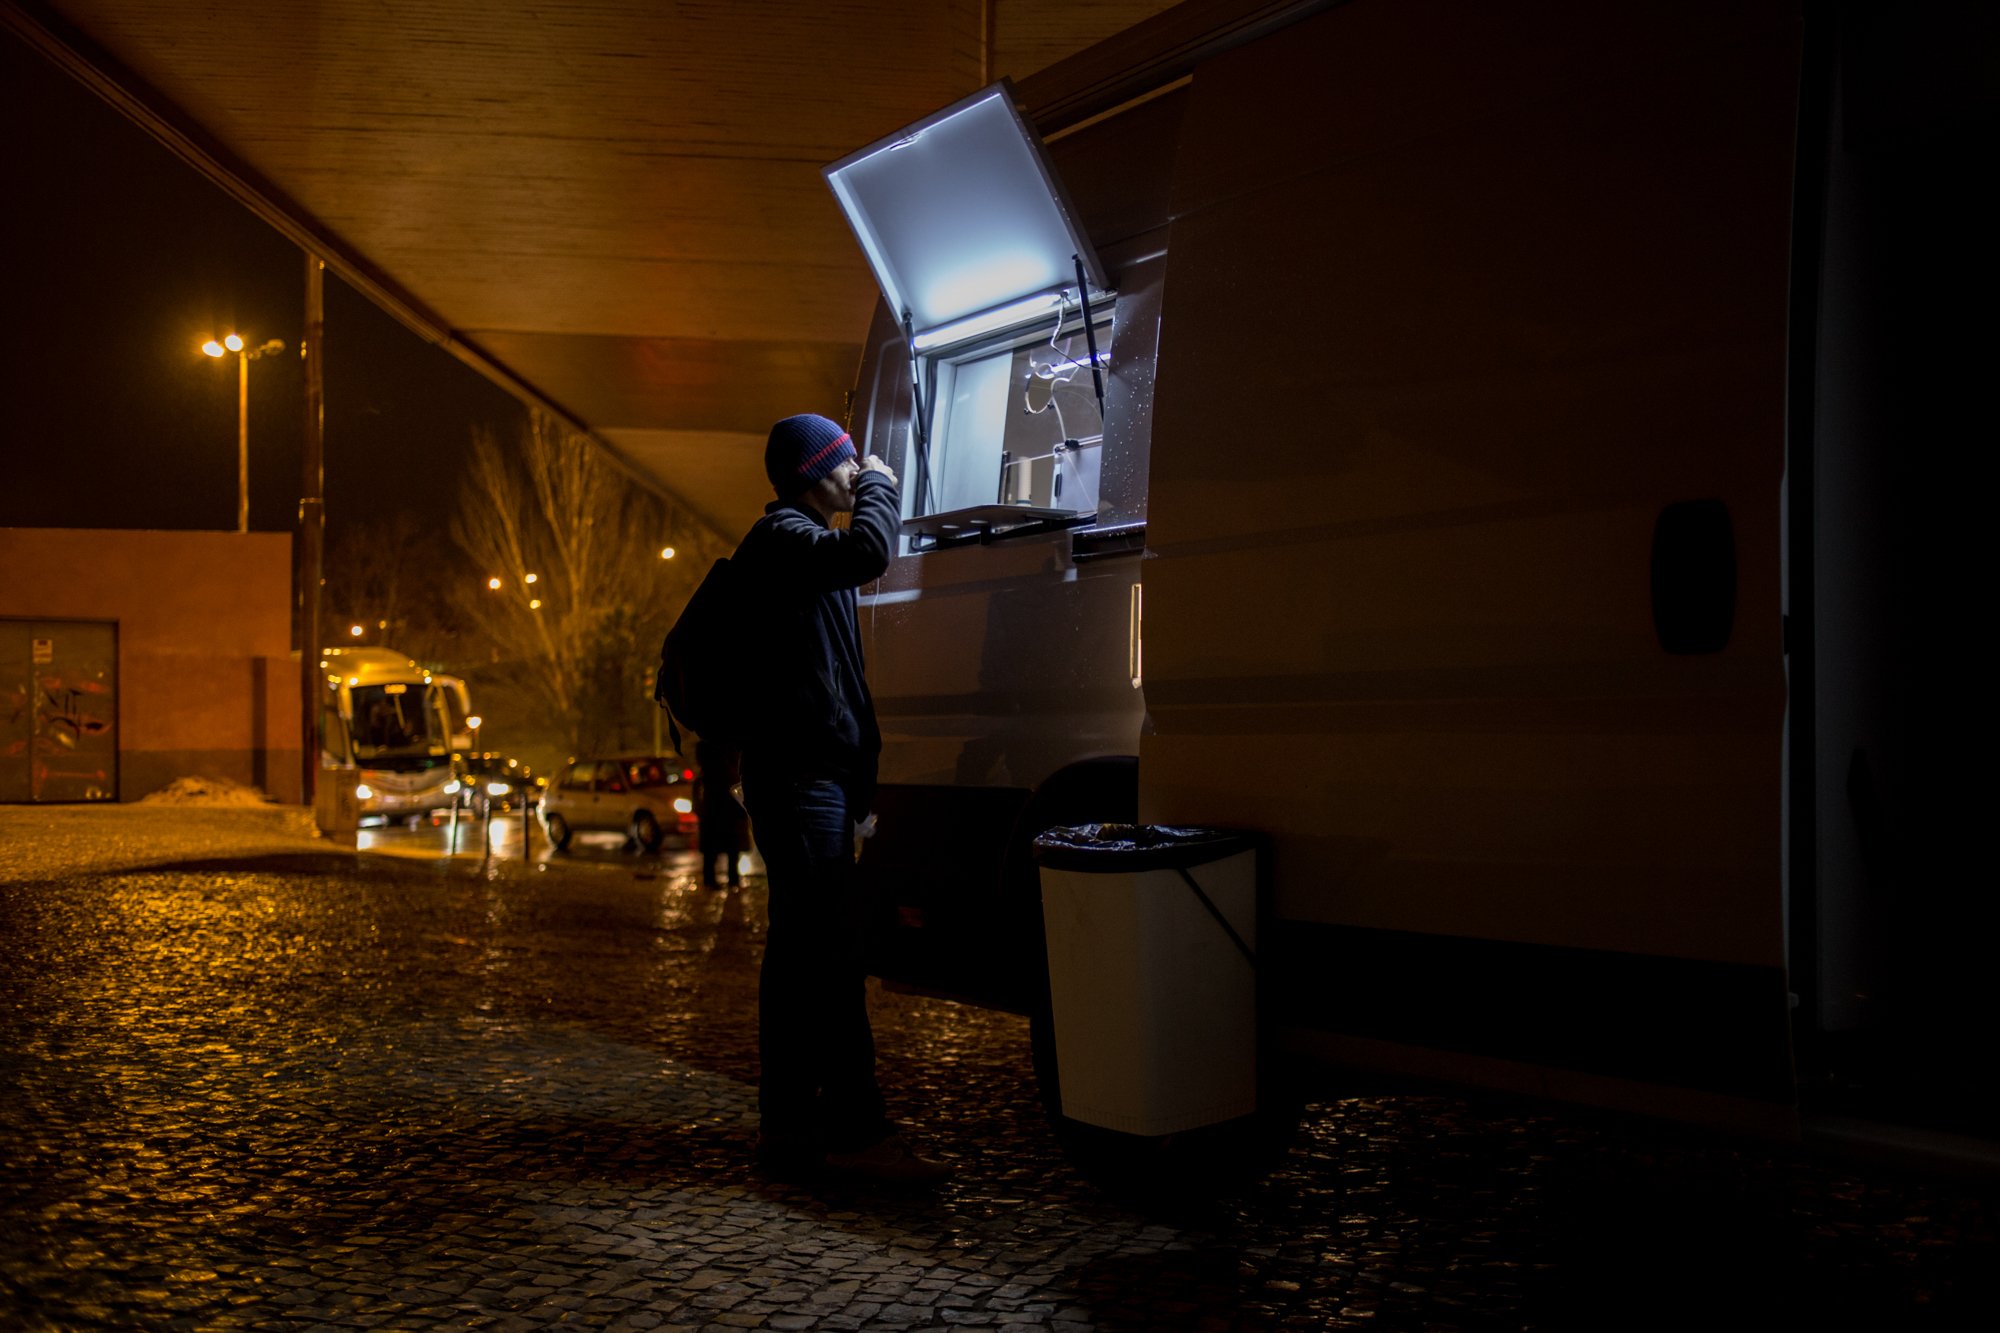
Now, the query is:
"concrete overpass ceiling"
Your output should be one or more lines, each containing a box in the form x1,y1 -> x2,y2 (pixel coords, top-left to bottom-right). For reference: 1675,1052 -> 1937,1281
25,0 -> 1185,532
598,428 -> 776,541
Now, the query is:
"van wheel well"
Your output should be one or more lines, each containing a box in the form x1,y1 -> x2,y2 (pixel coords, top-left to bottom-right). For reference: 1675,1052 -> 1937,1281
1000,756 -> 1138,939
1007,756 -> 1139,876
985,755 -> 1139,1011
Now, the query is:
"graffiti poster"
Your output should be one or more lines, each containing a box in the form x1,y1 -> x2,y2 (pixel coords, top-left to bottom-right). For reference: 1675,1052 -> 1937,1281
2,620 -> 117,802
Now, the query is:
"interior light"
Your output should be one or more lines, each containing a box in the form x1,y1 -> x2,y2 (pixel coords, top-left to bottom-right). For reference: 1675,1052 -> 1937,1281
487,577 -> 502,590
911,290 -> 1070,353
523,573 -> 539,584
528,598 -> 542,610
349,624 -> 364,637
659,546 -> 676,560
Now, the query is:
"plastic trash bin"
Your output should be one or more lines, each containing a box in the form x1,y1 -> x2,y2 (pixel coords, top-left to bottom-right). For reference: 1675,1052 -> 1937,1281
1032,824 -> 1260,1136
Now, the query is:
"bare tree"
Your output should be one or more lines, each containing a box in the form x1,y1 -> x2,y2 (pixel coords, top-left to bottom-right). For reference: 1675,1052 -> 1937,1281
324,511 -> 461,662
448,413 -> 719,753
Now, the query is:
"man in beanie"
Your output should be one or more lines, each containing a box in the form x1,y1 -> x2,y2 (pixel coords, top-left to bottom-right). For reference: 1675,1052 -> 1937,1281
730,412 -> 949,1184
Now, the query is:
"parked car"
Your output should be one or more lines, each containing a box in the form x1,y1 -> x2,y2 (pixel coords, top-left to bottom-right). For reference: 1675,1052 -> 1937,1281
450,752 -> 540,817
540,754 -> 696,852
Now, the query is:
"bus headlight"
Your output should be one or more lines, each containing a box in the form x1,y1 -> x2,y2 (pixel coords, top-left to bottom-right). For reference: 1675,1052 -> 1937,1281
443,779 -> 462,795
672,797 -> 694,815
354,783 -> 374,801
487,781 -> 510,796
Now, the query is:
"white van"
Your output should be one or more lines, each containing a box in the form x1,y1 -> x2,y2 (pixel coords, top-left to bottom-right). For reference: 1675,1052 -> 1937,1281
822,0 -> 1912,1156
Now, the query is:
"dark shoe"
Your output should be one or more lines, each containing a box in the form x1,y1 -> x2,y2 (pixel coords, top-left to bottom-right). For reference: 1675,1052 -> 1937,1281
822,1134 -> 953,1186
755,1132 -> 823,1179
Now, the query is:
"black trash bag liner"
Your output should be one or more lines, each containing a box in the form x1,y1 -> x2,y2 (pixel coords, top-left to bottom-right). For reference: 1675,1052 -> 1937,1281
1031,823 -> 1254,873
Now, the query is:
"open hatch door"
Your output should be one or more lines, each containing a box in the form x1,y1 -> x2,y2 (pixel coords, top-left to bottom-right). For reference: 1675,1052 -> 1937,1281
826,82 -> 1114,540
824,80 -> 1107,347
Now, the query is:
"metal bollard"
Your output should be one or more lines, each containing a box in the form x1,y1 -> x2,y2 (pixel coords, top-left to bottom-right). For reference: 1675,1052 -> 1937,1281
448,798 -> 461,855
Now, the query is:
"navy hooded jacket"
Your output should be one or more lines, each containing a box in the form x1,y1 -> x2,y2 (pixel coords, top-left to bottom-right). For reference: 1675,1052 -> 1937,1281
731,469 -> 897,787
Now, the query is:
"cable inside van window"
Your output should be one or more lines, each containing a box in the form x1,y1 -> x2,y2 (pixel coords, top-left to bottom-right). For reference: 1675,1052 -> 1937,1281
915,301 -> 1112,527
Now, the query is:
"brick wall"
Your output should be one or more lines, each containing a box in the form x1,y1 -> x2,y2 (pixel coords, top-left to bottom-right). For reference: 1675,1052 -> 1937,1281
0,528 -> 304,802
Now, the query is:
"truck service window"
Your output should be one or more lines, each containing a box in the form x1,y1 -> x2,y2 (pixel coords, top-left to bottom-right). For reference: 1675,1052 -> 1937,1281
923,299 -> 1113,523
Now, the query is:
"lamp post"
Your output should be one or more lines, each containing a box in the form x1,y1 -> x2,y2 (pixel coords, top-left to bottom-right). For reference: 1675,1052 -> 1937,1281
202,333 -> 286,533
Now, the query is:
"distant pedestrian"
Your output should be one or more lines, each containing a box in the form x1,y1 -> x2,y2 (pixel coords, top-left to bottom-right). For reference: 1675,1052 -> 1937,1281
693,739 -> 745,889
730,412 -> 949,1185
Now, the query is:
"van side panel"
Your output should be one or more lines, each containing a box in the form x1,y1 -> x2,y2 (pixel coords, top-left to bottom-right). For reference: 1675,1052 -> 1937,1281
1139,1 -> 1801,1112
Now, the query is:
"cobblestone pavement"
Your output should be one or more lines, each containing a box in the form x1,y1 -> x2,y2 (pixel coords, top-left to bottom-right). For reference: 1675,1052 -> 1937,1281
2,806 -> 1994,1330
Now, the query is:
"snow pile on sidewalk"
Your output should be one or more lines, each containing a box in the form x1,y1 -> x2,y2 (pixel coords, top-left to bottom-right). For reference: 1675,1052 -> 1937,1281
138,776 -> 278,807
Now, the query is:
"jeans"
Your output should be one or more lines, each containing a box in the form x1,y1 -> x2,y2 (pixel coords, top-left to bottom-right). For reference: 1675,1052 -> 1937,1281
742,767 -> 889,1151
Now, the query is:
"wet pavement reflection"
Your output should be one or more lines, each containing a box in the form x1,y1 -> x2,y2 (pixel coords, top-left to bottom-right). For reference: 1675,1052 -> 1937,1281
355,808 -> 758,879
1,806 -> 1994,1330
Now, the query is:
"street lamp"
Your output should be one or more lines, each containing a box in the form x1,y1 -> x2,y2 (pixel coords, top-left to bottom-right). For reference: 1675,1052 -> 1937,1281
202,332 -> 286,533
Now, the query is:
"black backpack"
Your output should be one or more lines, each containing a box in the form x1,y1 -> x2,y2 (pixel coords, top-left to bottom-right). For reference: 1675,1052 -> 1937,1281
654,554 -> 752,752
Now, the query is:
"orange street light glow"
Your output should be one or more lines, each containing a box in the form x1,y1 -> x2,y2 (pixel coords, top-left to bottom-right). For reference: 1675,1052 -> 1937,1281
660,546 -> 676,560
487,576 -> 502,590
202,340 -> 226,358
528,598 -> 542,610
349,624 -> 364,637
223,333 -> 244,352
524,573 -> 539,584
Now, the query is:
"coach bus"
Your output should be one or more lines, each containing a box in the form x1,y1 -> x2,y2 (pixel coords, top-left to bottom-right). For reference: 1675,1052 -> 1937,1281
318,646 -> 473,824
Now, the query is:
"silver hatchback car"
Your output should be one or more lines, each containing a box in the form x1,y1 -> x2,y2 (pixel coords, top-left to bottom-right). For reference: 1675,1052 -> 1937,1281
540,755 -> 696,852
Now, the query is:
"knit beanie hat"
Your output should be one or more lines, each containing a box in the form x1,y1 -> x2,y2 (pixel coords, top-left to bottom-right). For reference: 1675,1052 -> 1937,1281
765,414 -> 856,497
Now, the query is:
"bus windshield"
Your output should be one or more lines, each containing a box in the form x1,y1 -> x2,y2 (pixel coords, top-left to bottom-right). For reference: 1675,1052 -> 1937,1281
349,683 -> 444,767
